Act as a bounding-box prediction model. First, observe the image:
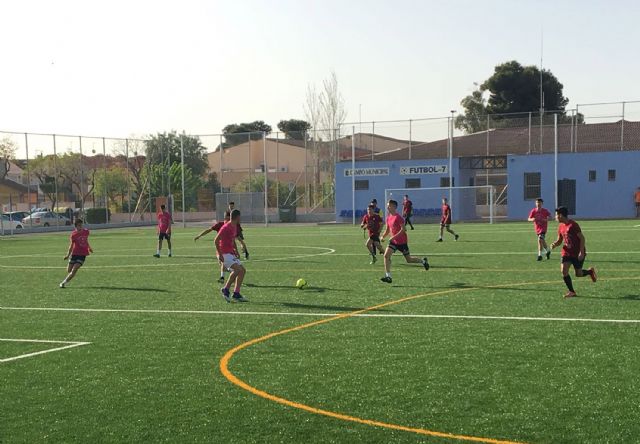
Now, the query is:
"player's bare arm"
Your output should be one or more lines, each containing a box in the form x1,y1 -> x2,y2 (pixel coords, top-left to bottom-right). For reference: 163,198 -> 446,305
380,225 -> 390,242
550,234 -> 563,249
63,240 -> 73,260
389,224 -> 407,242
577,232 -> 586,259
194,227 -> 214,241
213,233 -> 224,262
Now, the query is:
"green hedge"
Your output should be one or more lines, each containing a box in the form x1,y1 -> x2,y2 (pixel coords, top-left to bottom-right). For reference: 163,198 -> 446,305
85,208 -> 111,224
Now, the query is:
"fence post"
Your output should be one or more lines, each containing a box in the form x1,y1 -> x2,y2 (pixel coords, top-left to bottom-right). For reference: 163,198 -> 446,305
180,134 -> 186,228
53,135 -> 59,224
102,137 -> 108,225
621,101 -> 625,151
409,119 -> 412,160
125,139 -> 131,223
351,125 -> 356,225
528,112 -> 532,154
24,133 -> 32,227
263,131 -> 268,226
554,113 -> 558,210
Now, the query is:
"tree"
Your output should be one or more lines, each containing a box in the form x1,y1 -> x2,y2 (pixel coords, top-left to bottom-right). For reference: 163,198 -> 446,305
112,138 -> 147,211
29,155 -> 61,209
93,167 -> 131,211
57,152 -> 96,210
456,61 -> 571,133
0,137 -> 17,180
222,121 -> 272,147
277,119 -> 311,140
144,162 -> 203,211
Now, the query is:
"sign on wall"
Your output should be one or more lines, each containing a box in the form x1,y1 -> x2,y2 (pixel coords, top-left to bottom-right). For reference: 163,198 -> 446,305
344,167 -> 390,177
399,165 -> 448,175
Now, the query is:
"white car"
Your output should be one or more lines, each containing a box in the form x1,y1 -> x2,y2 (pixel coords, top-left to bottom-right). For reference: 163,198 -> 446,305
21,211 -> 65,227
1,214 -> 23,230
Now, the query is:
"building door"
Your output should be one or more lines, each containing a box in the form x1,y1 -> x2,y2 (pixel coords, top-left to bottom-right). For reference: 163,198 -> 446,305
557,179 -> 576,215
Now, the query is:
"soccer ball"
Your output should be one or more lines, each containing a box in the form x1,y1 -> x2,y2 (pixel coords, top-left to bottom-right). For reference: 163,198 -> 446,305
295,278 -> 307,289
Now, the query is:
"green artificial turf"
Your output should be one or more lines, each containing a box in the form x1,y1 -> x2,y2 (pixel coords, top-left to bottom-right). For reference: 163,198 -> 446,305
1,220 -> 639,443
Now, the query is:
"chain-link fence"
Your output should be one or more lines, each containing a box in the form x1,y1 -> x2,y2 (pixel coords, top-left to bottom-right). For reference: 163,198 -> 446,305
1,100 -> 638,233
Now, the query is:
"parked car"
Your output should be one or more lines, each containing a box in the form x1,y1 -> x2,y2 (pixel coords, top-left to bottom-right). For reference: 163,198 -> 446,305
56,214 -> 72,225
7,211 -> 30,222
21,211 -> 67,227
1,214 -> 23,230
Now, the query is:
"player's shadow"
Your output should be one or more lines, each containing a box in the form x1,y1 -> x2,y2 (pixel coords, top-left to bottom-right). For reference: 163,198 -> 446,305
576,294 -> 640,301
82,286 -> 173,293
244,283 -> 348,292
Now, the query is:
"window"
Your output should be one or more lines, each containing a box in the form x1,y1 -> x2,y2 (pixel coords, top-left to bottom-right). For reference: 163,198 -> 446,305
588,170 -> 596,182
354,180 -> 369,190
405,178 -> 421,188
524,172 -> 541,200
608,169 -> 616,181
440,177 -> 455,187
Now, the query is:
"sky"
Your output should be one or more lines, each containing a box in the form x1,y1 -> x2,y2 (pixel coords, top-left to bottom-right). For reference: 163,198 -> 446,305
1,0 -> 639,143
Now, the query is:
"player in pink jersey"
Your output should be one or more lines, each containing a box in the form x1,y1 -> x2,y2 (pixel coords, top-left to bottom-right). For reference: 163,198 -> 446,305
437,197 -> 459,242
379,199 -> 429,283
528,198 -> 552,261
228,202 -> 249,259
153,204 -> 173,258
215,209 -> 248,302
60,219 -> 93,288
195,211 -> 231,283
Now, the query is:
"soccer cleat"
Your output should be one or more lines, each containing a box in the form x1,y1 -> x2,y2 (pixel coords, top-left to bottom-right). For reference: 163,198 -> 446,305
370,255 -> 377,264
153,253 -> 160,258
564,291 -> 577,298
221,287 -> 231,303
454,234 -> 459,241
410,226 -> 414,230
436,238 -> 443,242
546,251 -> 551,260
244,250 -> 249,260
380,276 -> 392,283
232,292 -> 248,302
217,276 -> 225,283
422,257 -> 430,270
588,267 -> 597,283
168,253 -> 172,258
537,255 -> 543,261
59,282 -> 65,288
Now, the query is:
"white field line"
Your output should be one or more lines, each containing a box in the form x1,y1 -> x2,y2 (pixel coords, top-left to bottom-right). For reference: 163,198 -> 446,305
2,306 -> 640,324
0,338 -> 91,363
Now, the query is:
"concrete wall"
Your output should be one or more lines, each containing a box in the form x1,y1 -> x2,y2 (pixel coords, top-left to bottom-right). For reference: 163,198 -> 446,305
507,151 -> 640,219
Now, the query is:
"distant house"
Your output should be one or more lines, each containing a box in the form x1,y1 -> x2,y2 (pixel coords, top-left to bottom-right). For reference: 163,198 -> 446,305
0,178 -> 38,210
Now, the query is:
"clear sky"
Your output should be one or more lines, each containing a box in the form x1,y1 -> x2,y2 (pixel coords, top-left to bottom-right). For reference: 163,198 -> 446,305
1,0 -> 638,140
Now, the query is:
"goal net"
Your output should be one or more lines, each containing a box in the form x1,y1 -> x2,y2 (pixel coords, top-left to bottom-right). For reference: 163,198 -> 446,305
384,186 -> 496,224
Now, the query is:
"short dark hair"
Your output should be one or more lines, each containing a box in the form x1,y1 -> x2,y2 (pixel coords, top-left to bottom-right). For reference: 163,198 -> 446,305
371,199 -> 377,203
160,204 -> 166,210
367,205 -> 375,210
555,206 -> 568,217
228,201 -> 235,206
536,198 -> 544,203
224,211 -> 231,219
404,194 -> 409,198
230,209 -> 241,220
74,218 -> 83,226
388,199 -> 398,208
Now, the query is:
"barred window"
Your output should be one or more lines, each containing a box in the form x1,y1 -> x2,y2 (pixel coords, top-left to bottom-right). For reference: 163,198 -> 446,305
524,172 -> 541,200
608,169 -> 616,181
588,170 -> 596,182
405,178 -> 421,188
440,177 -> 455,187
355,180 -> 369,190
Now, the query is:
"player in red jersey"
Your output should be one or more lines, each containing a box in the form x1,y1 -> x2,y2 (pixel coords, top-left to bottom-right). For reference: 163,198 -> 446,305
528,198 -> 552,261
194,211 -> 231,283
437,197 -> 459,242
360,205 -> 385,264
215,209 -> 248,302
379,199 -> 429,283
550,206 -> 597,298
402,195 -> 414,230
228,202 -> 249,259
154,204 -> 173,258
60,219 -> 93,288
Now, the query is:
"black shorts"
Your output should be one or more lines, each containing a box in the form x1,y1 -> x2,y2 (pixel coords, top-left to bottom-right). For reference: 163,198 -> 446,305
389,242 -> 410,256
537,232 -> 546,240
562,255 -> 586,269
369,234 -> 380,243
441,221 -> 451,228
69,255 -> 86,266
159,232 -> 171,241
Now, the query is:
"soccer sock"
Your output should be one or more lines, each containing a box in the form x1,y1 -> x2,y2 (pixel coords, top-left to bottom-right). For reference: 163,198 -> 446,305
156,249 -> 160,255
168,249 -> 172,255
579,269 -> 593,277
385,272 -> 391,278
563,275 -> 575,292
234,286 -> 240,293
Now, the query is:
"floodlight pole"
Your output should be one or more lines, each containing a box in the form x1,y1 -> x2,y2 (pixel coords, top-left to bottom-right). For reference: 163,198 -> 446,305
180,135 -> 186,228
263,131 -> 268,227
351,126 -> 356,225
554,113 -> 558,209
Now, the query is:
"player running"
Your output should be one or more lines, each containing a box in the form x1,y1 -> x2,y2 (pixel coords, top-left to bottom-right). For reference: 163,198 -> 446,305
60,219 -> 93,288
215,209 -> 248,303
154,204 -> 173,258
550,206 -> 597,298
402,194 -> 414,230
528,198 -> 552,261
194,211 -> 231,283
437,197 -> 459,242
370,199 -> 384,218
228,202 -> 249,259
360,205 -> 385,264
380,199 -> 429,283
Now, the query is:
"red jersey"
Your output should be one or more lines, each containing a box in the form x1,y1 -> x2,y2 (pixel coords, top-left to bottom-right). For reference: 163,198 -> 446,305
386,213 -> 408,245
529,207 -> 551,235
212,221 -> 224,232
361,213 -> 383,237
558,219 -> 584,258
70,228 -> 91,256
216,222 -> 238,255
157,211 -> 171,233
402,200 -> 413,216
441,204 -> 452,224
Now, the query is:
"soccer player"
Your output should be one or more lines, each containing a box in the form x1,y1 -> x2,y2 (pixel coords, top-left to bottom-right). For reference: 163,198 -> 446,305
228,202 -> 249,259
370,199 -> 384,218
60,219 -> 93,288
215,209 -> 248,302
154,204 -> 173,258
528,198 -> 552,261
437,197 -> 459,242
402,194 -> 414,230
379,199 -> 429,283
194,211 -> 231,283
360,205 -> 385,264
550,206 -> 597,298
